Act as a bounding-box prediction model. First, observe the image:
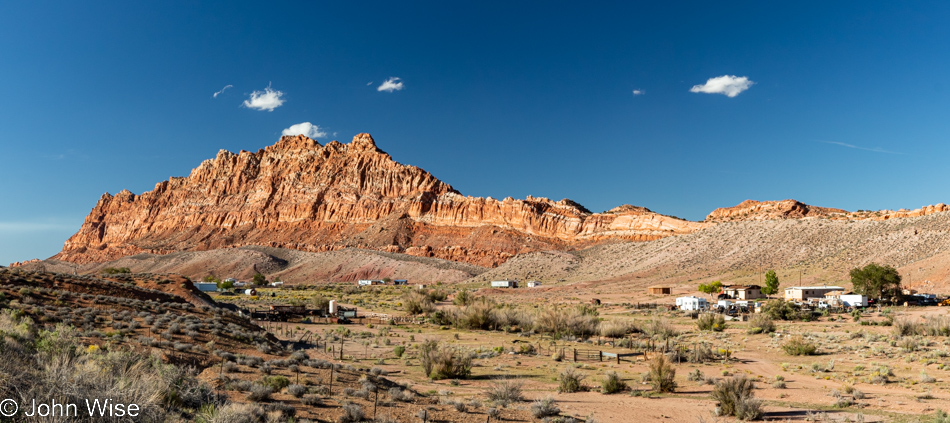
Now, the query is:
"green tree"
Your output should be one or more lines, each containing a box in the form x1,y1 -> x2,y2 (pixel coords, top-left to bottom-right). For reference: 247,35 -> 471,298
850,263 -> 902,302
698,280 -> 723,299
202,275 -> 215,283
218,280 -> 234,290
252,273 -> 267,286
762,270 -> 780,298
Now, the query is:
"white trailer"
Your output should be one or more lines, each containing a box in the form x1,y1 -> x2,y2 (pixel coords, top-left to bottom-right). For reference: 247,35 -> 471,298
676,296 -> 708,311
491,280 -> 518,288
839,294 -> 868,307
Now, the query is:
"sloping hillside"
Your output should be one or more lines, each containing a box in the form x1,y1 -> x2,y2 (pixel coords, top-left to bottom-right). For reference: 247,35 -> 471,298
473,211 -> 950,294
32,246 -> 487,284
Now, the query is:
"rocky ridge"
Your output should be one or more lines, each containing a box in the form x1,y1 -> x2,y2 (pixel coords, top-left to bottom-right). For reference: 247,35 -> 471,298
54,134 -> 701,267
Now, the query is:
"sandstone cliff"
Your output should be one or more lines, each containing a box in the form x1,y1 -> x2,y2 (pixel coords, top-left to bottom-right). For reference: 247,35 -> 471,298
705,199 -> 848,222
706,199 -> 950,223
54,134 -> 702,267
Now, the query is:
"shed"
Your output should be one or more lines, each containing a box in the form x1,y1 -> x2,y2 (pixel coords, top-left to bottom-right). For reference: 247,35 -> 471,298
527,281 -> 542,288
647,286 -> 672,295
393,279 -> 408,286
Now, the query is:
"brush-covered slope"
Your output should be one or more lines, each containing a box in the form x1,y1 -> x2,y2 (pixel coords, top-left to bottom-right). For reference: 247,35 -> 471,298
474,211 -> 950,292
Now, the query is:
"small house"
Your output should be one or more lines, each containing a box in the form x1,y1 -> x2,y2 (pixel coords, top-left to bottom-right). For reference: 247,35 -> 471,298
647,286 -> 672,295
784,286 -> 844,302
527,281 -> 542,288
491,280 -> 518,288
358,279 -> 385,286
676,296 -> 708,311
393,279 -> 408,286
269,281 -> 284,287
721,285 -> 766,300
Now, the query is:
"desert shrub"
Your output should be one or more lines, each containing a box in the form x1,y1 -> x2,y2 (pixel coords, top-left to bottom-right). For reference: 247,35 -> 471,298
418,340 -> 472,380
782,335 -> 817,356
531,397 -> 561,418
426,289 -> 448,303
261,375 -> 290,392
487,407 -> 500,419
207,402 -> 267,423
535,305 -> 600,339
338,402 -> 365,423
687,343 -> 716,363
403,291 -> 436,315
302,394 -> 323,407
932,410 -> 950,423
894,318 -> 921,336
389,387 -> 414,402
453,289 -> 474,306
600,371 -> 627,394
453,297 -> 496,330
490,306 -> 536,330
687,369 -> 705,382
598,320 -> 640,338
712,375 -> 761,421
762,301 -> 811,321
485,378 -> 524,405
922,315 -> 950,336
287,384 -> 307,397
921,371 -> 937,383
648,355 -> 677,393
697,313 -> 726,332
747,314 -> 775,334
393,345 -> 406,358
247,384 -> 273,402
901,337 -> 920,352
558,367 -> 587,393
644,315 -> 678,339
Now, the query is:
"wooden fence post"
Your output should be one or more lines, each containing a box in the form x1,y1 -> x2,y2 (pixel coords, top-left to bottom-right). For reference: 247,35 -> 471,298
573,348 -> 577,362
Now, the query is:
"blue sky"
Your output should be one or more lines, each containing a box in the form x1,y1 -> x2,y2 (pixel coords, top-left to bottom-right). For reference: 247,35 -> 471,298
2,1 -> 950,265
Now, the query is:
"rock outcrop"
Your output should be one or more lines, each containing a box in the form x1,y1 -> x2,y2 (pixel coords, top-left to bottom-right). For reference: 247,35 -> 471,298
54,134 -> 703,267
707,200 -> 950,223
9,258 -> 40,267
705,199 -> 848,222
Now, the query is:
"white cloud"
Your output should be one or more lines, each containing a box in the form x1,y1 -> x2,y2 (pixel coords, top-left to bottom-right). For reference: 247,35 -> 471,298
632,89 -> 644,96
282,122 -> 327,139
243,85 -> 285,111
212,84 -> 233,98
377,77 -> 404,92
366,81 -> 373,86
689,75 -> 754,97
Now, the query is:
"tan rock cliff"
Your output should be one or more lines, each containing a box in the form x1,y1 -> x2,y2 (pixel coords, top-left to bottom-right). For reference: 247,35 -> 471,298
54,134 -> 702,267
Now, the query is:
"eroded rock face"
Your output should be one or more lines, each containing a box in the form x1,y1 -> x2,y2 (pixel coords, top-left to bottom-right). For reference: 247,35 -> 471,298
706,199 -> 849,222
54,134 -> 702,267
706,199 -> 950,223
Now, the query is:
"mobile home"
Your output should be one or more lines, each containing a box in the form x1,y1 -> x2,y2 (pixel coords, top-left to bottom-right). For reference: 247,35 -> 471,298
676,296 -> 708,311
491,280 -> 519,288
